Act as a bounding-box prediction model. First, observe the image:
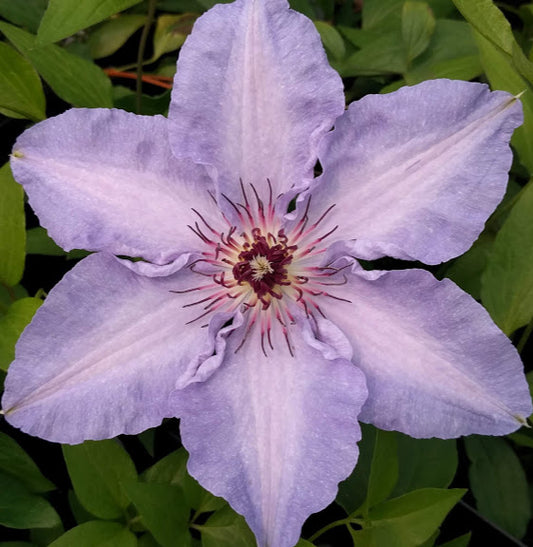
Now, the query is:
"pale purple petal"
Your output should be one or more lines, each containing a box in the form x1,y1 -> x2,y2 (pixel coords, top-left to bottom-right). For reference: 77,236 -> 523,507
1,253 -> 232,444
11,108 -> 217,265
169,0 -> 344,204
318,263 -> 531,438
316,80 -> 522,264
176,319 -> 367,547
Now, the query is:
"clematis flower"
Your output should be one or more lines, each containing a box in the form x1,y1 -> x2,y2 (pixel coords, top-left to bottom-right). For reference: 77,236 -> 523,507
2,0 -> 532,545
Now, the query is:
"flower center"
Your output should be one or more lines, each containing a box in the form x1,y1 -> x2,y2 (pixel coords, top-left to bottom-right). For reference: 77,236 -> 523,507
232,229 -> 296,305
174,181 -> 350,355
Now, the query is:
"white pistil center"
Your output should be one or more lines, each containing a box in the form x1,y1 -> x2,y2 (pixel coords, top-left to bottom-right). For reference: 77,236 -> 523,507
249,255 -> 274,281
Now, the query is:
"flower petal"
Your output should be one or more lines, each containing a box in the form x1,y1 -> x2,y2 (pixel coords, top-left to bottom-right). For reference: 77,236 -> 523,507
177,319 -> 367,547
11,108 -> 217,265
169,0 -> 344,203
1,253 -> 231,444
318,263 -> 531,438
316,80 -> 523,264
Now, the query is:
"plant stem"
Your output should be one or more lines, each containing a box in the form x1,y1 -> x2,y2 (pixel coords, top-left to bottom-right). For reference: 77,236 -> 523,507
136,0 -> 158,113
308,517 -> 351,543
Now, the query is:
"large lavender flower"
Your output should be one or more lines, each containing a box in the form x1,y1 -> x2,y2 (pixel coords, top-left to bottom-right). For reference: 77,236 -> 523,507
2,0 -> 531,545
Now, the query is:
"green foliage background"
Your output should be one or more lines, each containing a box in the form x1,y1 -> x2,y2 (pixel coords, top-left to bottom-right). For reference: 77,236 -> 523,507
0,0 -> 532,545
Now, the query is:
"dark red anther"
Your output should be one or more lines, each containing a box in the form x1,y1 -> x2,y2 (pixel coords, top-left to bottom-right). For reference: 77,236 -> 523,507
231,229 -> 296,305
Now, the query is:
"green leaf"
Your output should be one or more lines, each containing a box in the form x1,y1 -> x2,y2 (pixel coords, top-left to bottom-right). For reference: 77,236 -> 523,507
465,436 -> 531,538
438,532 -> 471,547
68,490 -> 95,525
113,87 -> 171,116
199,505 -> 256,547
405,20 -> 481,84
337,426 -> 398,514
453,0 -> 533,95
151,14 -> 198,62
481,181 -> 533,334
314,21 -> 345,61
0,285 -> 28,316
338,30 -> 407,77
445,232 -> 493,300
37,0 -> 143,44
49,521 -> 137,547
0,0 -> 47,33
0,22 -> 113,108
0,163 -> 25,287
0,432 -> 54,493
352,488 -> 465,547
29,520 -> 64,546
473,31 -> 533,174
452,0 -> 514,56
445,177 -> 521,299
137,534 -> 159,547
137,428 -> 156,458
337,424 -> 376,513
26,227 -> 66,256
0,472 -> 60,529
362,0 -> 402,31
337,26 -> 377,49
508,430 -> 533,448
289,0 -> 317,18
0,297 -> 42,372
392,436 -> 457,497
366,429 -> 398,509
88,14 -> 146,59
143,448 -> 224,513
402,1 -> 435,64
62,440 -> 137,520
124,481 -> 191,547
0,42 -> 46,121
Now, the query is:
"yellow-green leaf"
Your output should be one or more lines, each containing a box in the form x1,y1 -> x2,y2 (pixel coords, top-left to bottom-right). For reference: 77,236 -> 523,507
0,21 -> 113,108
88,14 -> 146,59
314,21 -> 346,61
0,0 -> 47,33
49,521 -> 136,547
124,481 -> 191,547
402,1 -> 435,64
0,163 -> 25,287
353,488 -> 465,547
151,13 -> 198,62
37,0 -> 142,44
452,0 -> 514,55
0,42 -> 45,121
0,297 -> 42,372
62,440 -> 137,520
481,181 -> 533,334
474,30 -> 533,174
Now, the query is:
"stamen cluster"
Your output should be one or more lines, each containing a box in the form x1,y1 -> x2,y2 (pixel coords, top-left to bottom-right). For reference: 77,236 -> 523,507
174,180 -> 350,355
232,228 -> 296,307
